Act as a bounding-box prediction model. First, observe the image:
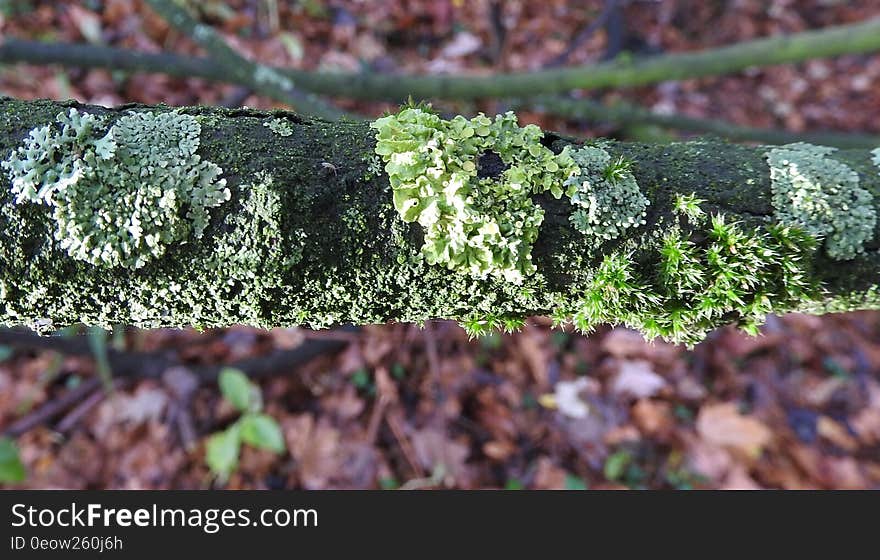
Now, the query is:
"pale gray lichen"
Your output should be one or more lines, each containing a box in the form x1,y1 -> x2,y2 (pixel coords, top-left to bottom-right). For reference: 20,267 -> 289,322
564,145 -> 649,244
766,142 -> 875,261
264,118 -> 294,137
2,108 -> 230,268
872,147 -> 880,168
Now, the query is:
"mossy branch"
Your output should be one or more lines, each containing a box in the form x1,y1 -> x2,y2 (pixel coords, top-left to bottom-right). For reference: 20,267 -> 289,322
1,98 -> 879,342
3,17 -> 880,101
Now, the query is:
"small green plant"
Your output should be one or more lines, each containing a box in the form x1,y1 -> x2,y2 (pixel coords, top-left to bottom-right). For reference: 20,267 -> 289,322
672,192 -> 706,224
558,213 -> 818,345
602,155 -> 634,184
0,437 -> 26,484
205,368 -> 286,482
459,313 -> 525,339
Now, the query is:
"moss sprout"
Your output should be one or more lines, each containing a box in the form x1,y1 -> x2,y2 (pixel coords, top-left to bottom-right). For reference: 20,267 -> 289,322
370,107 -> 578,284
766,142 -> 875,261
672,193 -> 707,224
557,214 -> 818,345
565,146 -> 649,244
2,108 -> 230,268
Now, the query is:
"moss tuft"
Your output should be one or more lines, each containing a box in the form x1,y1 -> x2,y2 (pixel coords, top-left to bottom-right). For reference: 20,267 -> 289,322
766,142 -> 875,261
557,213 -> 819,345
2,108 -> 230,269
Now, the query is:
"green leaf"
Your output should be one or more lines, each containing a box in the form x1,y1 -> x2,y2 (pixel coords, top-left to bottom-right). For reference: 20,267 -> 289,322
564,474 -> 588,490
239,414 -> 286,453
0,437 -> 26,483
504,478 -> 524,490
205,425 -> 241,481
218,368 -> 261,412
604,450 -> 631,482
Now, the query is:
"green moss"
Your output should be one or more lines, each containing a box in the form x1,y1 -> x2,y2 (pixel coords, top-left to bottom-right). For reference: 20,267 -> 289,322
766,142 -> 875,261
672,193 -> 706,224
557,211 -> 819,345
263,118 -> 294,137
1,108 -> 230,269
370,107 -> 578,284
565,146 -> 648,243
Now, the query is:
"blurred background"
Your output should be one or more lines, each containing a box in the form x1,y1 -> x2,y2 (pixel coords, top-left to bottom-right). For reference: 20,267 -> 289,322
1,0 -> 880,489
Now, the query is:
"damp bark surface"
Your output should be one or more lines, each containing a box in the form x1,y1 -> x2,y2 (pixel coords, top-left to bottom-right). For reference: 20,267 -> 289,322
2,98 -> 879,333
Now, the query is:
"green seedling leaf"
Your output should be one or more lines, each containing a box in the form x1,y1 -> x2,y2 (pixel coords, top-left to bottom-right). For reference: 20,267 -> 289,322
239,413 -> 286,453
205,425 -> 241,481
0,437 -> 26,483
219,368 -> 261,412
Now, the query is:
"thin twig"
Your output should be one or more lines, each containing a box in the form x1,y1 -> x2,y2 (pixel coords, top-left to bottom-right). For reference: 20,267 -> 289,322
546,0 -> 618,68
2,377 -> 102,437
55,386 -> 109,433
143,0 -> 350,120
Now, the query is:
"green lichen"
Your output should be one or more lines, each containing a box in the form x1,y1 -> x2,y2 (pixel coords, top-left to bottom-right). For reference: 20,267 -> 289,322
766,142 -> 875,261
564,146 -> 648,244
556,212 -> 818,345
362,153 -> 384,181
370,107 -> 578,284
1,108 -> 230,269
264,118 -> 294,137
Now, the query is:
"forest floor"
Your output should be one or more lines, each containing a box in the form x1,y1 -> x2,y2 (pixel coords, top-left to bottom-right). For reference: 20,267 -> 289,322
2,0 -> 880,489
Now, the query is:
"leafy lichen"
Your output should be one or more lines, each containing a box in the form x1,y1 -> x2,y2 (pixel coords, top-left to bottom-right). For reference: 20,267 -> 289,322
370,106 -> 578,284
766,142 -> 875,261
263,118 -> 294,137
872,146 -> 880,168
565,146 -> 648,243
1,108 -> 230,269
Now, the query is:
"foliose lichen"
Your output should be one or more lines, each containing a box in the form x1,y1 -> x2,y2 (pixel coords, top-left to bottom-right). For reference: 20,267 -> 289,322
264,118 -> 294,137
872,147 -> 880,168
1,108 -> 230,268
370,106 -> 578,284
564,146 -> 648,243
766,142 -> 875,261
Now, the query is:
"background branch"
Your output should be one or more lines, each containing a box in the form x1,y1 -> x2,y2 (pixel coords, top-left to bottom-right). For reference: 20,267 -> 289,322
4,17 -> 880,101
143,0 -> 350,120
528,96 -> 880,149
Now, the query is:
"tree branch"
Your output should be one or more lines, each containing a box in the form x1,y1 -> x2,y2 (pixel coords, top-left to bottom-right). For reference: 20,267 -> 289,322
3,17 -> 880,100
1,98 -> 879,341
529,96 -> 880,149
